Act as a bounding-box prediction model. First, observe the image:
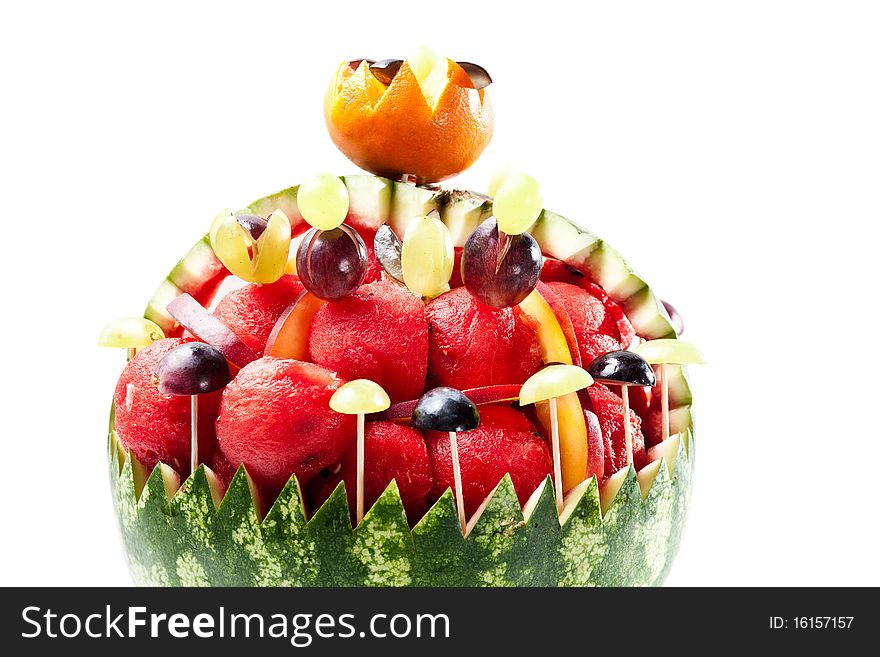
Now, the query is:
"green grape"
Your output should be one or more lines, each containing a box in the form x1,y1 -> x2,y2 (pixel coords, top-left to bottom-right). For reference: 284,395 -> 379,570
633,339 -> 705,366
251,210 -> 292,283
487,163 -> 512,197
98,317 -> 165,349
330,379 -> 391,415
519,364 -> 593,405
210,209 -> 291,284
493,173 -> 543,235
297,173 -> 350,230
407,46 -> 448,108
401,210 -> 453,299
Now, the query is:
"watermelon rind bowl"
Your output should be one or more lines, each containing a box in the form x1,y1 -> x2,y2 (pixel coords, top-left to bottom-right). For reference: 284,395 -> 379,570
109,175 -> 696,587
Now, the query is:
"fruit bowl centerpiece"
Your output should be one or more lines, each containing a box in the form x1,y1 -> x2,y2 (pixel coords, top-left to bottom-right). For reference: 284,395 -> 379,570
103,49 -> 698,587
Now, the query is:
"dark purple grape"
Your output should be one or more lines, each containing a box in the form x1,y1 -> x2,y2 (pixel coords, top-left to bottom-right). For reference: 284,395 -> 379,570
662,300 -> 684,336
461,217 -> 543,308
235,213 -> 268,240
370,59 -> 403,85
587,350 -> 656,388
457,61 -> 492,89
373,224 -> 404,284
411,387 -> 480,433
296,224 -> 368,301
153,343 -> 230,396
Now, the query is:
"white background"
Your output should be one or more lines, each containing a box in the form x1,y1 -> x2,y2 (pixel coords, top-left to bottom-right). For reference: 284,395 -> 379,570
1,1 -> 878,586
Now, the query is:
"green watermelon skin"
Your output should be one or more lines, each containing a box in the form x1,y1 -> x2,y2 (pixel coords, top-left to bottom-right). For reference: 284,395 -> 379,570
110,424 -> 693,587
114,176 -> 695,587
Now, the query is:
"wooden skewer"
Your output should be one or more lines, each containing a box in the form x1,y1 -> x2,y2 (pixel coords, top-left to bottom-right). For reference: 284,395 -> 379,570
329,379 -> 392,526
127,347 -> 136,362
356,413 -> 365,525
190,395 -> 199,474
622,385 -> 632,467
449,431 -> 466,534
660,364 -> 670,443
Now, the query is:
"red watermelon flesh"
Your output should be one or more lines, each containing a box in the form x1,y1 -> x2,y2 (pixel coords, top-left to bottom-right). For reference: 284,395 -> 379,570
308,278 -> 428,403
216,357 -> 355,496
114,338 -> 221,476
425,287 -> 542,390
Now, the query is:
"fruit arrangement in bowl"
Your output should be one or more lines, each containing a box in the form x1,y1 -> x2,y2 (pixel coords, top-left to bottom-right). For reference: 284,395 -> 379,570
101,48 -> 701,587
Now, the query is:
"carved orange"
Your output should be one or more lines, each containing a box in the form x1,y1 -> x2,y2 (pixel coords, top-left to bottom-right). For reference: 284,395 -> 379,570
324,59 -> 493,184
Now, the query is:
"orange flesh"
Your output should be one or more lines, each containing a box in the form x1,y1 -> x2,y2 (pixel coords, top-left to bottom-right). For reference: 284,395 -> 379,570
264,292 -> 326,360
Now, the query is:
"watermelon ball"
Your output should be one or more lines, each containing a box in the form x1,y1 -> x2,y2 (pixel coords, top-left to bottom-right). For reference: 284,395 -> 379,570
212,274 -> 304,354
587,383 -> 647,476
545,281 -> 636,363
425,405 -> 552,517
308,278 -> 428,403
113,338 -> 221,475
216,357 -> 355,495
425,287 -> 541,390
313,421 -> 433,522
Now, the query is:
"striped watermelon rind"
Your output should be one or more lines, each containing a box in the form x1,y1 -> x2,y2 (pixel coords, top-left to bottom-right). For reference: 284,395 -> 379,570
110,426 -> 694,587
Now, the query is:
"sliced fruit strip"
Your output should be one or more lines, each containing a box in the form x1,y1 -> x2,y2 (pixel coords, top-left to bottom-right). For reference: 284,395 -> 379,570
534,392 -> 588,493
265,291 -> 327,360
517,289 -> 574,365
376,384 -> 522,421
533,281 -> 582,365
167,293 -> 258,368
516,287 -> 590,494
